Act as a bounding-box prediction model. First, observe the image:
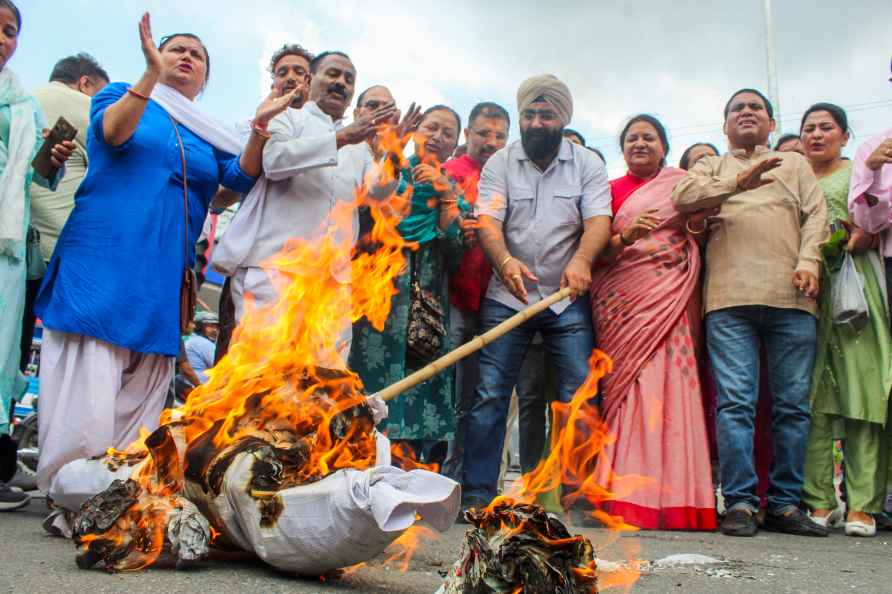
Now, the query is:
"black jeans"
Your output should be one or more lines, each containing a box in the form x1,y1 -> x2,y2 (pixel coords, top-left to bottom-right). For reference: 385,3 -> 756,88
19,277 -> 42,373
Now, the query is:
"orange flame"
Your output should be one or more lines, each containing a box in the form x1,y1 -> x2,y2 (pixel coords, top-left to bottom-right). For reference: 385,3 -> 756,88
380,524 -> 437,572
485,350 -> 645,588
390,442 -> 440,473
77,128 -> 415,571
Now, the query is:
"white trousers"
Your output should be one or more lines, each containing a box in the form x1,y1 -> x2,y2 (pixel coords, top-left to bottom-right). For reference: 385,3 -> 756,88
37,329 -> 173,491
230,266 -> 352,364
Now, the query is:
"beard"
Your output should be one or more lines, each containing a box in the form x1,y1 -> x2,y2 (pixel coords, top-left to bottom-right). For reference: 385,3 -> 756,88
521,127 -> 563,161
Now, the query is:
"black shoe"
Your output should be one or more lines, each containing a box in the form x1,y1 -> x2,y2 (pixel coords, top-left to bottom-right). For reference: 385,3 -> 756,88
0,481 -> 31,511
876,511 -> 892,531
764,507 -> 829,537
456,497 -> 489,524
720,508 -> 759,537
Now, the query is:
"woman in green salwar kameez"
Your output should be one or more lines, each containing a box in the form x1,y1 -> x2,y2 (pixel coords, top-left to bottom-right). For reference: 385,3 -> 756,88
350,105 -> 469,462
800,103 -> 892,537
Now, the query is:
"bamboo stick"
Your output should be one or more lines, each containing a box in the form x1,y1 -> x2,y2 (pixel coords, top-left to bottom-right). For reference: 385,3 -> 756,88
376,287 -> 574,402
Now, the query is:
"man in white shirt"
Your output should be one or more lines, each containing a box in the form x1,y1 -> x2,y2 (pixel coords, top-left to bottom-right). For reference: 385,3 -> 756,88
228,51 -> 399,356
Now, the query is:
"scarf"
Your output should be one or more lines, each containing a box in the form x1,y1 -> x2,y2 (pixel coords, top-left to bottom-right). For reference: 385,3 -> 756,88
0,68 -> 40,260
397,154 -> 469,244
149,83 -> 266,275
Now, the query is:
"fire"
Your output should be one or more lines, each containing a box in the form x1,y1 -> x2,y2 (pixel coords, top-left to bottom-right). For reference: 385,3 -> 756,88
380,524 -> 437,572
76,128 -> 415,571
484,350 -> 645,590
390,441 -> 440,473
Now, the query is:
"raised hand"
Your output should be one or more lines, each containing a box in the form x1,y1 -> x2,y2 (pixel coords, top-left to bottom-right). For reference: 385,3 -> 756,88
866,139 -> 892,172
336,102 -> 398,148
254,88 -> 299,127
620,208 -> 662,245
396,102 -> 423,146
736,157 -> 783,191
138,13 -> 164,75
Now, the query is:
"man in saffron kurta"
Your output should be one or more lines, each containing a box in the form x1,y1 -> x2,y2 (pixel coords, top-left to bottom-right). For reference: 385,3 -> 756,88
672,88 -> 829,538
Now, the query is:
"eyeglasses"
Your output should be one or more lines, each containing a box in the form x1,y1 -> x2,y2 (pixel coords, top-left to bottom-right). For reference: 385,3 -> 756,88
470,128 -> 507,141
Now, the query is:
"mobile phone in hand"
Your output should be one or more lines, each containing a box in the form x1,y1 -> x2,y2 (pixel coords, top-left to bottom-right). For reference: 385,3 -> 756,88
31,116 -> 78,180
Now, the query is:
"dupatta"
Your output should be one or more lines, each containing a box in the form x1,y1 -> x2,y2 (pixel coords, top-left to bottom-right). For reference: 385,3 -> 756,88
147,84 -> 267,276
0,68 -> 40,260
590,167 -> 702,419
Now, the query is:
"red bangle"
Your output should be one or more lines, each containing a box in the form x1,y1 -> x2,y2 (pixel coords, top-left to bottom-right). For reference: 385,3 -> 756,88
251,121 -> 271,139
127,88 -> 149,101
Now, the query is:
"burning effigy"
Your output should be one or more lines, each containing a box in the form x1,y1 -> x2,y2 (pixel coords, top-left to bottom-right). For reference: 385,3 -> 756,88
437,350 -> 642,594
49,136 -> 461,574
438,500 -> 599,594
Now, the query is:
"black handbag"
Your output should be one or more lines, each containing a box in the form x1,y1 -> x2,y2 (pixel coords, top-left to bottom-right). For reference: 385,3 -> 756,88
405,250 -> 447,363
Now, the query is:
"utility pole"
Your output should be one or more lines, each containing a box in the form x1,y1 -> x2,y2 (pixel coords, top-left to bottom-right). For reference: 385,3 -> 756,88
763,0 -> 781,136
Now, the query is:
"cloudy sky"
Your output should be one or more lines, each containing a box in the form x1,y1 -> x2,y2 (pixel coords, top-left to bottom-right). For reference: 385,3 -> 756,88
14,0 -> 892,175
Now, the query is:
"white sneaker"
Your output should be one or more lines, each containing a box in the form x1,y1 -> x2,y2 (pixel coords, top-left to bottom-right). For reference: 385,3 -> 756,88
845,518 -> 876,537
810,508 -> 842,528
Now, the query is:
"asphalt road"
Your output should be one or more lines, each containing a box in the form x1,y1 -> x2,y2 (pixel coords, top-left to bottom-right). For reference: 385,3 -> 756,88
2,496 -> 892,594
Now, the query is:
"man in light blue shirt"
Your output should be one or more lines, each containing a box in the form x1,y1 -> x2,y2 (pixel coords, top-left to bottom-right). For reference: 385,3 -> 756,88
185,311 -> 219,383
460,74 -> 612,509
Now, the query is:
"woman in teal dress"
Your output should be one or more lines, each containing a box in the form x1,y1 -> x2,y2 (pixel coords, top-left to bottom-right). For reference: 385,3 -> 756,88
800,103 -> 892,537
0,0 -> 74,509
350,105 -> 468,461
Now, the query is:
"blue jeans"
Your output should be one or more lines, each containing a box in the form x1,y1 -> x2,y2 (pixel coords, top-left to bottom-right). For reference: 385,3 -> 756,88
461,298 -> 595,502
706,306 -> 817,513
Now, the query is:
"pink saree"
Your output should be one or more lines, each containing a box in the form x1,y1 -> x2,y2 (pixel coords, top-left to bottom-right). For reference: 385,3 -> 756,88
591,167 -> 716,530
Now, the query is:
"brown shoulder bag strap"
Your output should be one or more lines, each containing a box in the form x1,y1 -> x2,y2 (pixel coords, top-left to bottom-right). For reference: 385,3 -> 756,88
166,113 -> 189,264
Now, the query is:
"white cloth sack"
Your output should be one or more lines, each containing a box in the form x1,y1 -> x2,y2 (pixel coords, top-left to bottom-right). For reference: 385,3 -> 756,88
49,458 -> 134,512
213,452 -> 460,574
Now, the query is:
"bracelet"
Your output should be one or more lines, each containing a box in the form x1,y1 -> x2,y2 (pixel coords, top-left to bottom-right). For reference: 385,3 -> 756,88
498,254 -> 514,274
619,231 -> 634,246
127,88 -> 149,101
251,122 -> 271,139
685,218 -> 708,234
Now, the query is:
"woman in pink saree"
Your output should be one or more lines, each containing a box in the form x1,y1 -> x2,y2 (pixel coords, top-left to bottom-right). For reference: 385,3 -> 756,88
591,115 -> 716,530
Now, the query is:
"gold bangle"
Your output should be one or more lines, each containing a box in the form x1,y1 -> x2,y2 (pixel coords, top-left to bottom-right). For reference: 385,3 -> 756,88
686,218 -> 707,234
498,254 -> 514,273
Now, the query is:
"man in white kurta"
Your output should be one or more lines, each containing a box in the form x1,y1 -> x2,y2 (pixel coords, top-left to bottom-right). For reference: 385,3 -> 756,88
228,52 -> 398,358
